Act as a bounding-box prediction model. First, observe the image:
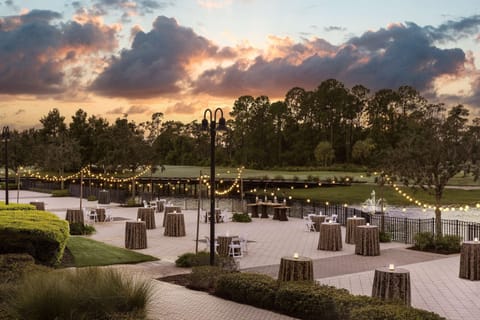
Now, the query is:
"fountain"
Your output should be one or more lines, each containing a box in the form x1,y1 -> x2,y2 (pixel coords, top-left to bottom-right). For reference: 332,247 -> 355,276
362,190 -> 386,214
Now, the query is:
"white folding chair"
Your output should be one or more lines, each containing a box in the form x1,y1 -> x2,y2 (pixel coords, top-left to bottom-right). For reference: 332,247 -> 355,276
228,238 -> 243,257
84,207 -> 97,223
239,234 -> 248,254
204,236 -> 219,253
305,220 -> 316,232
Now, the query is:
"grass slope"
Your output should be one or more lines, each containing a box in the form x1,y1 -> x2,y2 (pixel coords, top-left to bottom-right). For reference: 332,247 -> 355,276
66,236 -> 158,267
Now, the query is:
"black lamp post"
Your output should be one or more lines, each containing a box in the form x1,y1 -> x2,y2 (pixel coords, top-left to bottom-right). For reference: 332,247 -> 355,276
202,108 -> 227,265
2,126 -> 10,205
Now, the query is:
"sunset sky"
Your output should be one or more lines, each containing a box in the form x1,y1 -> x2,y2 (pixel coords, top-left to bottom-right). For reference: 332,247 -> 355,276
1,0 -> 480,130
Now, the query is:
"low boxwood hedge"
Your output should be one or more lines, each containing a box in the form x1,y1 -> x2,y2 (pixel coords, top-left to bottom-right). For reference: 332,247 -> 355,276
0,210 -> 69,266
211,271 -> 445,320
0,202 -> 36,211
215,272 -> 277,310
350,303 -> 447,320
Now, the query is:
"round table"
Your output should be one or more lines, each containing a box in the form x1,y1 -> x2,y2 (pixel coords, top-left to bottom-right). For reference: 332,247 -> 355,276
217,235 -> 237,256
246,203 -> 260,218
345,217 -> 366,244
277,256 -> 314,282
29,201 -> 45,211
65,209 -> 84,224
125,221 -> 147,249
310,215 -> 327,231
273,206 -> 290,221
137,207 -> 156,229
355,225 -> 380,256
318,222 -> 342,251
372,266 -> 411,306
163,206 -> 182,226
164,213 -> 186,237
95,208 -> 106,222
459,241 -> 480,280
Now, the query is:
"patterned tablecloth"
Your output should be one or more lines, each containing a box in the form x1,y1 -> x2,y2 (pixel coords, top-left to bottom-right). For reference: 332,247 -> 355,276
278,256 -> 314,281
137,208 -> 156,229
459,241 -> 480,280
318,222 -> 342,251
372,267 -> 411,305
345,217 -> 366,244
355,225 -> 380,256
164,213 -> 186,237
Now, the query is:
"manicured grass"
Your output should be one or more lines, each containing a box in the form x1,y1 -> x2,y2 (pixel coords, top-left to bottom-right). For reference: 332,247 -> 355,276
265,184 -> 480,206
65,236 -> 158,267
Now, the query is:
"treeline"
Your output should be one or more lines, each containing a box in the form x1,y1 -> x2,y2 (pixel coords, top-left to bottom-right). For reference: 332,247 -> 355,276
2,78 -> 479,175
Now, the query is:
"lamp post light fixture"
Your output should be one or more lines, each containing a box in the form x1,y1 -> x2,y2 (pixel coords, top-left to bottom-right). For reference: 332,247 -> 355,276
202,107 -> 227,265
2,126 -> 10,205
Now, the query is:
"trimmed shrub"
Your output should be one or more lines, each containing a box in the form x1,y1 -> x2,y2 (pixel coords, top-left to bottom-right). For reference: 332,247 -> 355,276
379,231 -> 392,243
274,282 -> 338,320
0,203 -> 35,211
0,210 -> 69,266
175,251 -> 211,267
350,303 -> 446,320
87,195 -> 97,201
51,189 -> 70,197
414,232 -> 435,250
188,265 -> 231,292
9,267 -> 153,320
435,234 -> 461,253
231,213 -> 252,223
414,232 -> 461,253
69,223 -> 96,236
215,272 -> 278,310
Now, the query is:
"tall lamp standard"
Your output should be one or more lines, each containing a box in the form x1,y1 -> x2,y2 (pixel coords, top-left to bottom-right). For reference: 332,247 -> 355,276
202,108 -> 227,265
2,127 -> 10,205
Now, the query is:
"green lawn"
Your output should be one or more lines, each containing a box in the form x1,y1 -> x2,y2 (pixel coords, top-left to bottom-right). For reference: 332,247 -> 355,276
258,184 -> 480,207
65,236 -> 158,267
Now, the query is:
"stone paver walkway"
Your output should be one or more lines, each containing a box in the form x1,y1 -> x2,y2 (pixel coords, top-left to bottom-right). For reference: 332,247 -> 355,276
2,191 -> 479,320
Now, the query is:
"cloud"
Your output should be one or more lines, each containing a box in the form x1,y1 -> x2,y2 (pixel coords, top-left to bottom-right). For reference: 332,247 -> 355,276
106,106 -> 124,114
90,0 -> 172,20
125,104 -> 151,114
192,17 -> 480,100
90,16 -> 220,98
15,108 -> 25,115
165,102 -> 196,114
0,9 -> 119,95
324,26 -> 346,32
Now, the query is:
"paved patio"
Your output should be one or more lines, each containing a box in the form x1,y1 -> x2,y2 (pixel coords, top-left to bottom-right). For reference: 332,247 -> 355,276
2,190 -> 478,320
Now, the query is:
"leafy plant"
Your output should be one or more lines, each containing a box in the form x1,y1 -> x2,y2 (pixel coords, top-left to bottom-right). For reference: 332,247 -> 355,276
87,195 -> 97,201
232,213 -> 252,222
9,267 -> 153,320
188,265 -> 231,292
379,231 -> 392,243
175,251 -> 211,267
69,222 -> 96,235
51,189 -> 70,197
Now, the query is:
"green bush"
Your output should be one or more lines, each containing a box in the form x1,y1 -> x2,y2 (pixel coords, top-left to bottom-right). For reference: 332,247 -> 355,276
9,267 -> 153,320
51,189 -> 70,197
188,265 -> 231,292
0,203 -> 35,211
379,231 -> 392,243
414,232 -> 435,250
175,251 -> 211,267
87,195 -> 97,201
232,213 -> 252,222
274,282 -> 338,320
122,198 -> 142,207
215,272 -> 278,310
69,222 -> 96,236
414,232 -> 461,253
435,234 -> 461,253
350,303 -> 446,320
0,210 -> 69,266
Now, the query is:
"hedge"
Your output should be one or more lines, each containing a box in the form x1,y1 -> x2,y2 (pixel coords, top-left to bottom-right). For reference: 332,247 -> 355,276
0,202 -> 36,211
212,271 -> 446,320
0,210 -> 69,266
